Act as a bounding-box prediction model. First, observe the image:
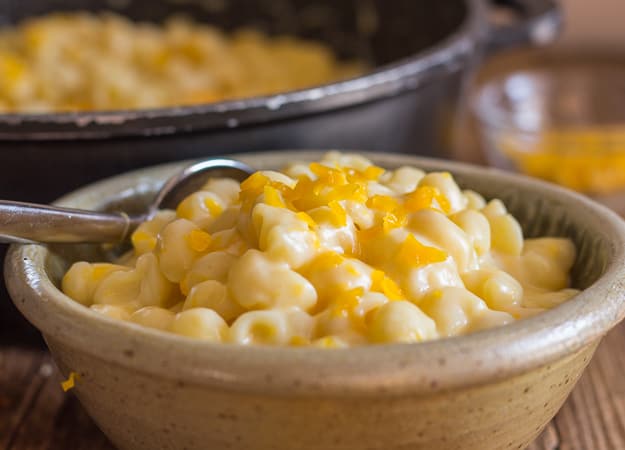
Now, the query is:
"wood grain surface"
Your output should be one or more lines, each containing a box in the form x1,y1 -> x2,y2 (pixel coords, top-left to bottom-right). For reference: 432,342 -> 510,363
2,320 -> 625,449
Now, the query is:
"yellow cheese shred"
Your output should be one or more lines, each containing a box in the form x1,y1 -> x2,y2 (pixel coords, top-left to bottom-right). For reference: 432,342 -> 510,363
264,185 -> 287,208
330,287 -> 364,318
327,201 -> 348,227
61,371 -> 80,392
382,211 -> 407,234
367,194 -> 401,212
404,186 -> 451,214
371,270 -> 404,300
295,211 -> 317,229
397,234 -> 448,268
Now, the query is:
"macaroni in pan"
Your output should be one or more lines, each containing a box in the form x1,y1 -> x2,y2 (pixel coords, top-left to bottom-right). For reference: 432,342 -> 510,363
0,13 -> 364,112
62,153 -> 579,347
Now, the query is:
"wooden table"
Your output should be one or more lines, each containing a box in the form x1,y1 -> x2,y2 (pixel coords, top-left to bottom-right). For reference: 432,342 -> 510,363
2,316 -> 625,450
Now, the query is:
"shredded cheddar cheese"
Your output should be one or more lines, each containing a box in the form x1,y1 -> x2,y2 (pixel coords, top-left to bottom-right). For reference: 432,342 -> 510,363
295,212 -> 318,229
371,270 -> 404,300
331,287 -> 364,318
404,186 -> 451,213
327,201 -> 348,227
397,234 -> 448,268
61,371 -> 80,392
264,185 -> 287,209
367,195 -> 401,212
382,211 -> 407,234
499,128 -> 625,194
362,165 -> 385,180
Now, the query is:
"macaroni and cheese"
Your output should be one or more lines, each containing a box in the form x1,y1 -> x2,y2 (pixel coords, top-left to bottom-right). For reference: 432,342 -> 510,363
62,153 -> 579,347
0,13 -> 364,112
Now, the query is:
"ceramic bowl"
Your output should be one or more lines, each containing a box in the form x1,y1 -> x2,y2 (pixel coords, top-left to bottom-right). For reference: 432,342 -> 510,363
6,151 -> 625,450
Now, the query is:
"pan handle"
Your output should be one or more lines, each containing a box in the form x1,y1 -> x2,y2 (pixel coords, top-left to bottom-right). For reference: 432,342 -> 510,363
485,0 -> 562,53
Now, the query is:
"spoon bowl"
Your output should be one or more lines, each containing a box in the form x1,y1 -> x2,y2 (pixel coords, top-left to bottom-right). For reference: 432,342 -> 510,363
150,158 -> 255,214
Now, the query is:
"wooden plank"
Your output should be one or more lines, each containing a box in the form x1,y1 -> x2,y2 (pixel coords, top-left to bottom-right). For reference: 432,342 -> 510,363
0,347 -> 47,448
7,368 -> 114,450
40,394 -> 114,450
0,347 -> 113,450
554,322 -> 625,450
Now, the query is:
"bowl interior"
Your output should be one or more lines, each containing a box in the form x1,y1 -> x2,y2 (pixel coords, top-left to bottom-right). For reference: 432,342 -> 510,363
45,152 -> 609,299
3,0 -> 467,66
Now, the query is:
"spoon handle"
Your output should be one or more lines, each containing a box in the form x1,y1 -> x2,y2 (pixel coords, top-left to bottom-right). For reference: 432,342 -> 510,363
0,201 -> 137,244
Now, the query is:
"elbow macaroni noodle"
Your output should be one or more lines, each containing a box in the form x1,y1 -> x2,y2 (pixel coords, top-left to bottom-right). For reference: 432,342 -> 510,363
0,12 -> 364,112
62,152 -> 579,347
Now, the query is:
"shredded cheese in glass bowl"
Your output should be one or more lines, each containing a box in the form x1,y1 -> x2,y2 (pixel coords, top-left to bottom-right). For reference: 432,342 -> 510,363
62,152 -> 579,347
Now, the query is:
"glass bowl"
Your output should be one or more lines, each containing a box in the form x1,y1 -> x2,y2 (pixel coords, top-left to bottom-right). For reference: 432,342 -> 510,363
472,60 -> 625,211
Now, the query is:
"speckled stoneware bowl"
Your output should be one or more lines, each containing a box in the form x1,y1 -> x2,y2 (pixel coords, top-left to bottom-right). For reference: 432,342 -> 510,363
6,151 -> 625,450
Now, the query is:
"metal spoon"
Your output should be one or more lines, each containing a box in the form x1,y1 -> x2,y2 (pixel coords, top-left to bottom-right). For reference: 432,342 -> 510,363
0,158 -> 255,244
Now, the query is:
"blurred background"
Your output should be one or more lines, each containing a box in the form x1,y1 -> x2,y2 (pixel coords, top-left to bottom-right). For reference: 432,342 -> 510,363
559,0 -> 625,49
458,0 -> 625,215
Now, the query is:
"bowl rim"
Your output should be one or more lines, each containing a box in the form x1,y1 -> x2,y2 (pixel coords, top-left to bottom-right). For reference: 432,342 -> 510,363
6,150 -> 625,396
471,66 -> 625,134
